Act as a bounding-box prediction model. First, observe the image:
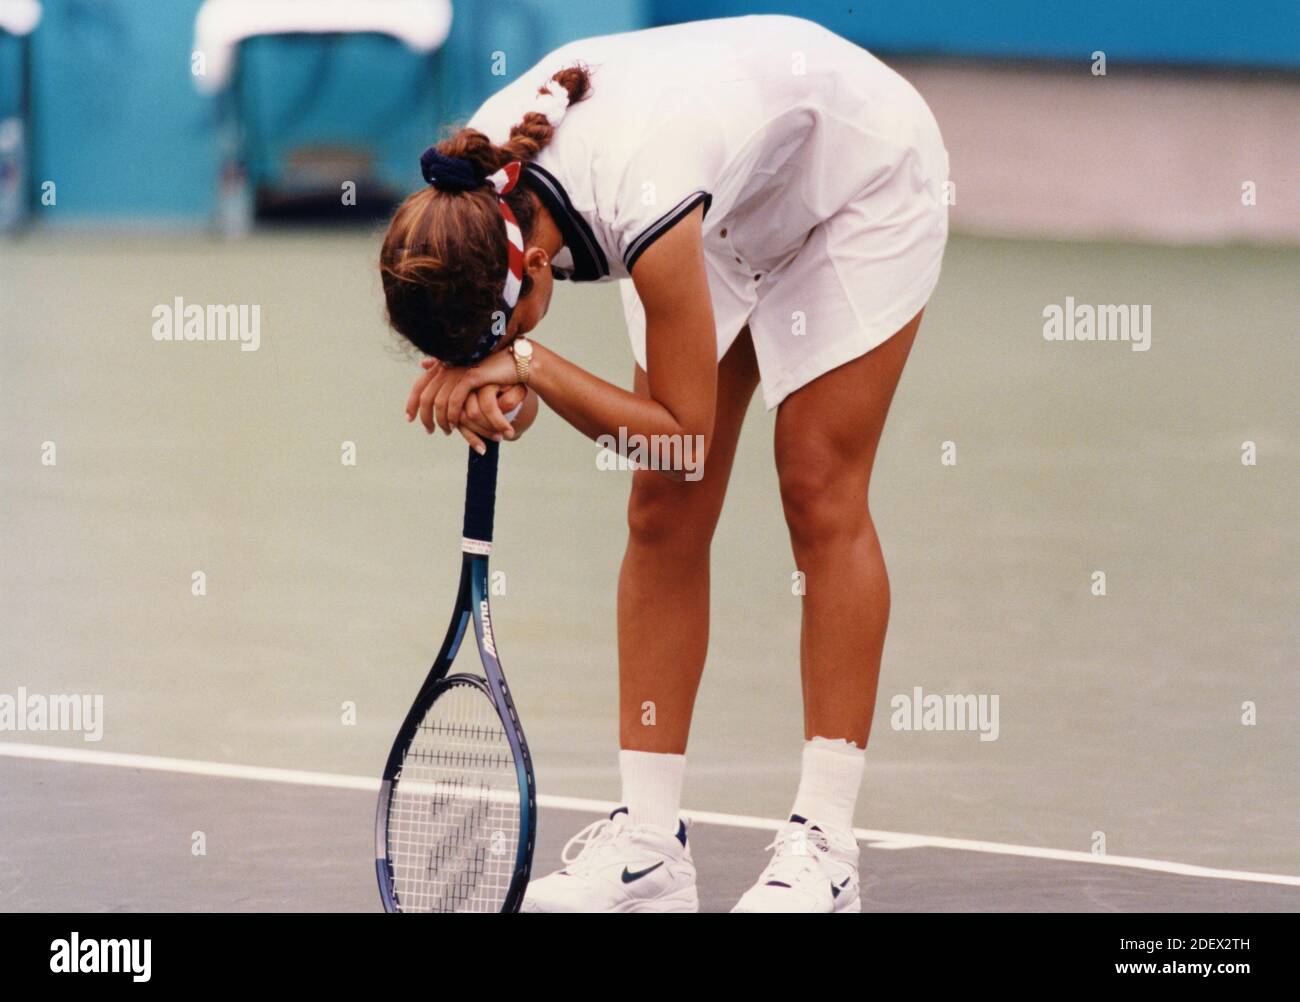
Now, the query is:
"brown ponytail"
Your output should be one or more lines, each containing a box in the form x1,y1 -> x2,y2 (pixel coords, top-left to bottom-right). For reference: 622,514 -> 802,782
379,65 -> 592,361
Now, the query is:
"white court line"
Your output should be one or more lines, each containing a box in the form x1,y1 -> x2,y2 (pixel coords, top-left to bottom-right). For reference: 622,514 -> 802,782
3,741 -> 1298,889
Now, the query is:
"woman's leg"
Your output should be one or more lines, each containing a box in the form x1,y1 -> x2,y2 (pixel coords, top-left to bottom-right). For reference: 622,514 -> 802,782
618,329 -> 760,754
774,309 -> 922,747
730,311 -> 923,914
522,331 -> 760,913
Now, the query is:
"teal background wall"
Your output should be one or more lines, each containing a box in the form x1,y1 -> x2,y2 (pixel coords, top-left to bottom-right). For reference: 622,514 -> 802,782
0,32 -> 21,118
651,0 -> 1300,69
11,0 -> 648,225
4,0 -> 1294,224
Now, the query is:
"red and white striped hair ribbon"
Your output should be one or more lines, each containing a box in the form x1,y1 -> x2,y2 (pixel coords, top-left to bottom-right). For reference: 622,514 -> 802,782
486,162 -> 525,310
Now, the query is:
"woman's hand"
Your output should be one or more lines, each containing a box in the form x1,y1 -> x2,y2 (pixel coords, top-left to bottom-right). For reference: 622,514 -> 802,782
406,358 -> 445,427
407,359 -> 462,435
406,359 -> 524,453
491,383 -> 528,425
443,349 -> 521,438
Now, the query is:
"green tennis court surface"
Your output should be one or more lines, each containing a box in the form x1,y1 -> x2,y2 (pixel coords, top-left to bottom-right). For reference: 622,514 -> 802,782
1,231 -> 1296,909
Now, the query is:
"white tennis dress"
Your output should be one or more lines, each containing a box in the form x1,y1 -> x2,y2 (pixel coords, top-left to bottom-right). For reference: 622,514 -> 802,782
469,15 -> 949,409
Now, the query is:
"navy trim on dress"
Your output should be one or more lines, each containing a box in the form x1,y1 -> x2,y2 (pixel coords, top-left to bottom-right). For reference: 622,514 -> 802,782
624,191 -> 712,273
521,162 -> 609,282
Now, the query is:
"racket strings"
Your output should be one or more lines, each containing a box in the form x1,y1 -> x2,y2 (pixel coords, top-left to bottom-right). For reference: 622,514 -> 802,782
386,681 -> 521,912
405,720 -> 515,771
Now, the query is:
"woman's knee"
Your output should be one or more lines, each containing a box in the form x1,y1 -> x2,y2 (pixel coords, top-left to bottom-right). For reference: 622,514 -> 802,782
626,472 -> 721,552
777,453 -> 870,552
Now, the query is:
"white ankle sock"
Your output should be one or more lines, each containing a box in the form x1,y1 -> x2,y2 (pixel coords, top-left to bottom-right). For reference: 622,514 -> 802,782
790,737 -> 865,832
619,749 -> 685,833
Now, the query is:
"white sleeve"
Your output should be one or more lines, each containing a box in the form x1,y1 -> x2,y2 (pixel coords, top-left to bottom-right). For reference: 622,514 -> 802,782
608,89 -> 727,273
619,278 -> 648,372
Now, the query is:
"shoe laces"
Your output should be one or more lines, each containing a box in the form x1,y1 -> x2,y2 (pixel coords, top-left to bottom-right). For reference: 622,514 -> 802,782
766,824 -> 831,856
758,825 -> 831,884
560,818 -> 631,873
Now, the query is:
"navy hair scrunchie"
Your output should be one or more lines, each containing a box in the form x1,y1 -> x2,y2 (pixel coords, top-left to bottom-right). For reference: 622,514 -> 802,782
420,147 -> 482,191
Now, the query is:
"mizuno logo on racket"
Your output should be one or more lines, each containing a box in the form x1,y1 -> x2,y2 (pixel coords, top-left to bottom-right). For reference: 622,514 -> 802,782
480,600 -> 496,657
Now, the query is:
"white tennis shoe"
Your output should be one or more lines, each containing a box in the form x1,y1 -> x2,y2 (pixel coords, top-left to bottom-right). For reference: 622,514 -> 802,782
731,815 -> 861,913
521,809 -> 699,913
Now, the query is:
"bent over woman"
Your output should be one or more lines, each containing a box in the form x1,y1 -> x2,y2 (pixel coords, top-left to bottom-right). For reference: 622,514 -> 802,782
381,15 -> 948,912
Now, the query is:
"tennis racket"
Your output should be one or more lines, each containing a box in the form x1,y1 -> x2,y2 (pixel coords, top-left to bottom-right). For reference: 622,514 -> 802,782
375,442 -> 536,913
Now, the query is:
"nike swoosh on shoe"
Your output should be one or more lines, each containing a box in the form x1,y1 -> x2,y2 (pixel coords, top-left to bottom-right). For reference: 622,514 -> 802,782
621,862 -> 665,883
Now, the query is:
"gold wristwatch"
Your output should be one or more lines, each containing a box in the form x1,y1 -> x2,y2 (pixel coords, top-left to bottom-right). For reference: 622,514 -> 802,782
511,336 -> 534,384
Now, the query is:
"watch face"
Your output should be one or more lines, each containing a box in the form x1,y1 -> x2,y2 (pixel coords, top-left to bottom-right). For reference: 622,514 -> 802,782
514,338 -> 534,358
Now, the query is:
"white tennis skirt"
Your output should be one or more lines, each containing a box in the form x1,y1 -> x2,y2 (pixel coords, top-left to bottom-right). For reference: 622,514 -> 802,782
622,129 -> 950,410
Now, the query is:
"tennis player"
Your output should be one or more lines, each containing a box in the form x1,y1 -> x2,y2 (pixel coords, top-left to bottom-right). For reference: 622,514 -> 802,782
382,15 -> 948,912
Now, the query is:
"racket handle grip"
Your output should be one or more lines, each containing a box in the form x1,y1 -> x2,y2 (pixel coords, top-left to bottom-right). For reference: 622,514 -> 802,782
463,441 -> 500,546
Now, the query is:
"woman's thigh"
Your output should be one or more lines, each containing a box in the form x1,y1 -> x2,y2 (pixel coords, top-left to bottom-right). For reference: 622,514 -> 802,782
773,309 -> 923,531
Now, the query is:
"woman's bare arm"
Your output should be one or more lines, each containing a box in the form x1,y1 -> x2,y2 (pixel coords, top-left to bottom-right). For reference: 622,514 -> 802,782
525,205 -> 717,466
